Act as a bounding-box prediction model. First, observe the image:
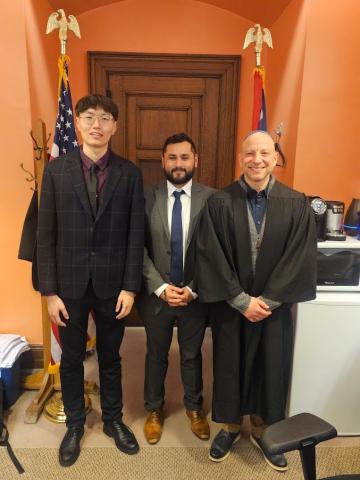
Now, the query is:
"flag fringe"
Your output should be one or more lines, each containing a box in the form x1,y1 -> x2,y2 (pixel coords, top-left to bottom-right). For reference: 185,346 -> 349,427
86,336 -> 96,350
57,54 -> 70,95
253,66 -> 266,89
47,362 -> 60,375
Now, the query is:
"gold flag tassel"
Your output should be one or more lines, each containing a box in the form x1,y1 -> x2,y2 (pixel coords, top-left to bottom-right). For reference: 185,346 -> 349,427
57,54 -> 70,95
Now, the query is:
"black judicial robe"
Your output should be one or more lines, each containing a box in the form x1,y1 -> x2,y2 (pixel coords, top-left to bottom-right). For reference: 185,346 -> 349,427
195,180 -> 317,424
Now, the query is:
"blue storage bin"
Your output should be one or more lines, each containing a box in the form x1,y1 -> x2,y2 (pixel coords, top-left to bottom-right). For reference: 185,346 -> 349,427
0,357 -> 22,409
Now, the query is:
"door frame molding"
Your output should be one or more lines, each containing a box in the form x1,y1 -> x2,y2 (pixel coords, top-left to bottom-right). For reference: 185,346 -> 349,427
88,51 -> 240,187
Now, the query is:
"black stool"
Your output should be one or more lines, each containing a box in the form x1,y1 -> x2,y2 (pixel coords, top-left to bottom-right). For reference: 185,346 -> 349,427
261,413 -> 360,480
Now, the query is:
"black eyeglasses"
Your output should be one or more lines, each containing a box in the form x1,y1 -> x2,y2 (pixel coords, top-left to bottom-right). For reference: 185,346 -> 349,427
79,114 -> 114,126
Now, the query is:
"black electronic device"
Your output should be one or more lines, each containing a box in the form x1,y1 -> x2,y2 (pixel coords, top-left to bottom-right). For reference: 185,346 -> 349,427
325,200 -> 346,241
308,196 -> 327,241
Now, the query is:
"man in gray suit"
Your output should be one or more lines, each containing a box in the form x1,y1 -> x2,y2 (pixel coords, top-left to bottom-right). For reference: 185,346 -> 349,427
136,133 -> 215,444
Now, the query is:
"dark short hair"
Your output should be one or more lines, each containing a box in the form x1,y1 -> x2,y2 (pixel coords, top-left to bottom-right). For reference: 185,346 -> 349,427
162,133 -> 197,155
75,94 -> 119,121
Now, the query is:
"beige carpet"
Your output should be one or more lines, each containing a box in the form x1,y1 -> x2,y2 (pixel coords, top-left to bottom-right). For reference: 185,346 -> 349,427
3,329 -> 360,479
1,445 -> 360,480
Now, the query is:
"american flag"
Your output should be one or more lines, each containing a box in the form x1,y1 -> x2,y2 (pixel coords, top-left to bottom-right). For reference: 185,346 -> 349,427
50,56 -> 78,160
252,66 -> 267,130
48,55 -> 79,373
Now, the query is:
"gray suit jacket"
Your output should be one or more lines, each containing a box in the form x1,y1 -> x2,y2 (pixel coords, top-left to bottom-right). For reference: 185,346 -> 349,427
136,181 -> 215,316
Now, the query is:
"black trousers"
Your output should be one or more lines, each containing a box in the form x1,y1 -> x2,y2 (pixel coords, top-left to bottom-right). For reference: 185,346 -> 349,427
59,282 -> 125,428
143,300 -> 207,412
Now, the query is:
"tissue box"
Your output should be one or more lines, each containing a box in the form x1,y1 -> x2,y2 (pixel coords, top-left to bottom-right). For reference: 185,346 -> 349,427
0,357 -> 22,409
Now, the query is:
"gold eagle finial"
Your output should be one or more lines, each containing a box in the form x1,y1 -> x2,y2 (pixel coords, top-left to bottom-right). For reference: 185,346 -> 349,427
243,24 -> 273,66
46,9 -> 81,54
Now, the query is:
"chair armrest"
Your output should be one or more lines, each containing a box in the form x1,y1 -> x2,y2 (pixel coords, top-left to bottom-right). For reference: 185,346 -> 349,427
261,413 -> 337,455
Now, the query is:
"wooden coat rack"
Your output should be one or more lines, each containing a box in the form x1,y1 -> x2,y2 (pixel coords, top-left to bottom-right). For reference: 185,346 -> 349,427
23,119 -> 60,423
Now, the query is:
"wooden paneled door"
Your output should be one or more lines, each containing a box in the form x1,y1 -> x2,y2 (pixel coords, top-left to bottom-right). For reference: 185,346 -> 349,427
88,52 -> 240,325
88,52 -> 240,188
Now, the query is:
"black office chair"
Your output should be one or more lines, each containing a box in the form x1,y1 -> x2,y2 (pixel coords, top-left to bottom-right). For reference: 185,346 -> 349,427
261,413 -> 360,480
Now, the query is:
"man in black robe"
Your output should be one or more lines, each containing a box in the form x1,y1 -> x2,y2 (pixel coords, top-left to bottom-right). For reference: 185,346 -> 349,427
195,130 -> 317,471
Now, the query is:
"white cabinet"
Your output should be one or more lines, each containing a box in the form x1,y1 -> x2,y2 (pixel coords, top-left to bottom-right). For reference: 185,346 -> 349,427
288,292 -> 360,435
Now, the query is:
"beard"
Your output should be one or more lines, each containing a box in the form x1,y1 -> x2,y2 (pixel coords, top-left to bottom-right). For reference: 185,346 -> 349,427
164,167 -> 196,185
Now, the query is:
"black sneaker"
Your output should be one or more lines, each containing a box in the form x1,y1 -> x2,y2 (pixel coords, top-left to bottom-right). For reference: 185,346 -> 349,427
250,433 -> 288,472
59,426 -> 84,467
103,421 -> 139,455
209,429 -> 241,462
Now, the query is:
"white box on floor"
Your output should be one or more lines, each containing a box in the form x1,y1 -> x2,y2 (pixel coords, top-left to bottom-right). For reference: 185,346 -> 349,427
288,292 -> 360,435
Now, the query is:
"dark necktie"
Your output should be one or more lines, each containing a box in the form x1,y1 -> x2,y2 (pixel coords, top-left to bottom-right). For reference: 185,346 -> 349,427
87,164 -> 99,217
170,190 -> 184,286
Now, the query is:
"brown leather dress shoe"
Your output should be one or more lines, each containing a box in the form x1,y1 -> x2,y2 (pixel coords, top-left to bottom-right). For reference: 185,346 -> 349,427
144,410 -> 164,444
186,410 -> 210,440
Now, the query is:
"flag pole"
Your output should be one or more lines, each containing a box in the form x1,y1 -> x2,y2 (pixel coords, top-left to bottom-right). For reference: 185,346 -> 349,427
43,9 -> 94,423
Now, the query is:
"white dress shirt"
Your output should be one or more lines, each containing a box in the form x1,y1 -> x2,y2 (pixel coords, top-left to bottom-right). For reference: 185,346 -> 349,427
154,180 -> 197,298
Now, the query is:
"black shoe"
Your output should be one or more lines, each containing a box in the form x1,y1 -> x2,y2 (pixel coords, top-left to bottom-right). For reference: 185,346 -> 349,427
103,421 -> 139,455
209,429 -> 241,462
250,433 -> 288,472
59,426 -> 84,467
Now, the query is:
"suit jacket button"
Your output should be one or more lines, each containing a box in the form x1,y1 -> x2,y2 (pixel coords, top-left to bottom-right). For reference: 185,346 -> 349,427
91,251 -> 95,256
90,227 -> 93,233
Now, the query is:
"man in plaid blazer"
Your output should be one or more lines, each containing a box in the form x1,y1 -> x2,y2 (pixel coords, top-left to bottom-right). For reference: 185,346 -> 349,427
37,95 -> 144,467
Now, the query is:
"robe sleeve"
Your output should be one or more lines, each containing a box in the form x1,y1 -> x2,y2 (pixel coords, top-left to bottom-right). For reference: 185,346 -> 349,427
195,196 -> 244,302
259,296 -> 281,311
261,194 -> 317,303
227,292 -> 251,313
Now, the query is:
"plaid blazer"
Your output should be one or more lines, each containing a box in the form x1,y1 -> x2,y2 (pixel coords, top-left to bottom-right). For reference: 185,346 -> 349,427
37,148 -> 144,299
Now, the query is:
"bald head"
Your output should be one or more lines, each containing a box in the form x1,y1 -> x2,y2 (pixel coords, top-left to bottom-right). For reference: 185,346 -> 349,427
242,130 -> 275,148
240,130 -> 278,191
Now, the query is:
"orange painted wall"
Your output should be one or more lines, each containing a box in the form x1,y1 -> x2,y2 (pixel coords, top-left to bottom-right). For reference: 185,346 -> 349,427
294,0 -> 360,207
2,0 -> 257,344
0,0 -> 59,344
65,0 -> 256,177
25,0 -> 58,131
0,1 -> 39,342
3,0 -> 359,345
266,0 -> 308,187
